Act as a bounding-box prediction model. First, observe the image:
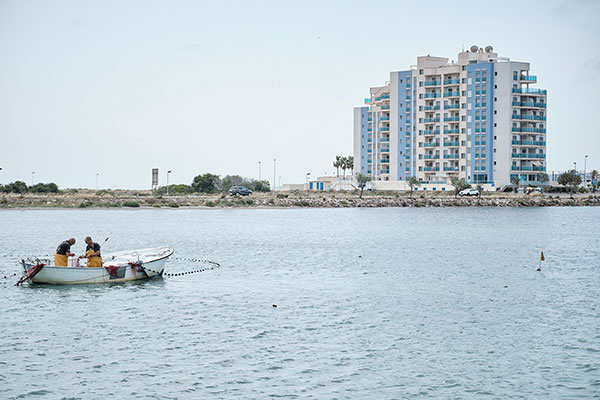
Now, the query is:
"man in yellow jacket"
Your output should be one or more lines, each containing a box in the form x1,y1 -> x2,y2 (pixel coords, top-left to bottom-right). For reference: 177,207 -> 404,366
55,238 -> 76,266
80,236 -> 103,267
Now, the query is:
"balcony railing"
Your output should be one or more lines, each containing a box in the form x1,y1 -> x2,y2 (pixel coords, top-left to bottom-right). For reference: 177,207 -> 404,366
423,118 -> 440,123
424,93 -> 441,98
374,94 -> 390,101
512,140 -> 546,146
424,167 -> 440,171
444,154 -> 459,159
444,92 -> 460,97
444,117 -> 460,122
512,153 -> 546,159
424,105 -> 440,111
512,115 -> 546,121
380,137 -> 390,142
444,142 -> 460,146
379,169 -> 390,174
380,126 -> 390,131
423,130 -> 440,135
380,116 -> 390,121
520,75 -> 537,82
444,79 -> 460,85
444,167 -> 459,171
379,148 -> 390,153
512,166 -> 546,171
445,104 -> 460,109
423,155 -> 440,159
364,98 -> 371,104
512,127 -> 546,133
444,129 -> 460,134
424,80 -> 441,86
513,101 -> 546,108
512,88 -> 547,95
423,142 -> 439,147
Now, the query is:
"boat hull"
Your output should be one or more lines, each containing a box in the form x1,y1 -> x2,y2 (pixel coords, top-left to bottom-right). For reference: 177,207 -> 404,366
23,248 -> 173,285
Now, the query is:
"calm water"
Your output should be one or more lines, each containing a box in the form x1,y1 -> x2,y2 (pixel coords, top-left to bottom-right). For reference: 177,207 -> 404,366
0,207 -> 599,399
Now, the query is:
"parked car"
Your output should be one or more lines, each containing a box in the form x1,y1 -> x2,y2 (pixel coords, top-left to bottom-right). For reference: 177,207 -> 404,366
228,186 -> 252,196
458,188 -> 480,197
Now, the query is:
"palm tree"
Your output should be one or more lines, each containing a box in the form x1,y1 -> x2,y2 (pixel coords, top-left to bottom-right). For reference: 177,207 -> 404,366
591,169 -> 599,193
333,156 -> 342,177
347,156 -> 354,177
341,157 -> 348,179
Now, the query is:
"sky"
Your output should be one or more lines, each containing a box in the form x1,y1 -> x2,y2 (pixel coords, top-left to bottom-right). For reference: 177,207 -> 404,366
0,0 -> 599,189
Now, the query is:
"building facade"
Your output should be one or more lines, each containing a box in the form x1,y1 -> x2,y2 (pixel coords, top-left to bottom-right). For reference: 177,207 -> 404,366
353,46 -> 547,188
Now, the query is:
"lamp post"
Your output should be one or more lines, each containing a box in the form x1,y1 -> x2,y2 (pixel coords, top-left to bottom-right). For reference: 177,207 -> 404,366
573,162 -> 577,176
305,172 -> 311,193
31,171 -> 35,187
273,158 -> 276,191
258,161 -> 261,181
167,170 -> 172,195
584,155 -> 588,188
96,173 -> 99,190
278,176 -> 281,190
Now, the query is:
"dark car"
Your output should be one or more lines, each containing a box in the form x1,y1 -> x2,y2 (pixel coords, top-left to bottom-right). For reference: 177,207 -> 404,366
228,186 -> 253,196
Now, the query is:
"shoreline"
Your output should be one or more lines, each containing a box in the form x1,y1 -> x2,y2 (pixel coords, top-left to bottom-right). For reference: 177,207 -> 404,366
1,191 -> 599,209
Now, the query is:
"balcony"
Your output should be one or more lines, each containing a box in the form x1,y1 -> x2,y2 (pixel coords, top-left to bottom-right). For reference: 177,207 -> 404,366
423,142 -> 439,147
513,101 -> 546,108
443,79 -> 460,85
445,104 -> 460,110
379,148 -> 390,153
423,130 -> 440,135
424,93 -> 441,98
444,129 -> 460,134
512,114 -> 546,121
512,153 -> 546,159
512,88 -> 547,95
444,91 -> 460,97
444,154 -> 459,159
512,140 -> 546,146
380,116 -> 390,121
520,75 -> 537,82
444,167 -> 459,171
512,127 -> 546,134
424,167 -> 440,172
444,141 -> 460,147
374,94 -> 390,101
424,80 -> 441,86
379,169 -> 390,174
364,98 -> 371,104
380,126 -> 390,132
380,137 -> 390,142
380,105 -> 390,110
423,118 -> 440,123
424,105 -> 440,111
423,154 -> 440,159
512,166 -> 546,171
380,159 -> 390,164
367,139 -> 373,143
444,117 -> 460,122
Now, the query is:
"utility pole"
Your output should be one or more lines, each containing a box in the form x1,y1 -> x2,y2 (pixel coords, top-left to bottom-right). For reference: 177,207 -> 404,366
258,161 -> 261,181
273,158 -> 276,191
167,170 -> 172,195
96,173 -> 99,190
584,155 -> 588,188
31,171 -> 35,186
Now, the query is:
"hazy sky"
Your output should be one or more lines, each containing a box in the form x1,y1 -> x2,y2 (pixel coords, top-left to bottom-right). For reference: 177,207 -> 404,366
0,0 -> 598,189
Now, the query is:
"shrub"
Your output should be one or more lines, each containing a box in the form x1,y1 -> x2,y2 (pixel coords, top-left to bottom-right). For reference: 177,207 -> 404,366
79,201 -> 92,208
245,198 -> 254,205
152,203 -> 161,208
169,203 -> 180,208
123,201 -> 140,208
205,200 -> 215,207
276,193 -> 288,199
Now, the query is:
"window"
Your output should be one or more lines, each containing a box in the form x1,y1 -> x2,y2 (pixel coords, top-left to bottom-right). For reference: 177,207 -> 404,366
513,71 -> 518,80
494,85 -> 497,89
419,69 -> 423,75
494,72 -> 497,76
462,66 -> 466,71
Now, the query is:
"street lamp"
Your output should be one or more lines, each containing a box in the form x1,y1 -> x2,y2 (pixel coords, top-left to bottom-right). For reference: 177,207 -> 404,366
31,171 -> 35,187
584,155 -> 588,188
273,158 -> 276,191
305,172 -> 311,193
96,173 -> 99,191
258,161 -> 261,181
167,170 -> 172,195
278,176 -> 281,190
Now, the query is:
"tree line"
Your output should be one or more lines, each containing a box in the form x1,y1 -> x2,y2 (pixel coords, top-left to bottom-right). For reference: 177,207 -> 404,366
1,181 -> 59,194
156,174 -> 271,195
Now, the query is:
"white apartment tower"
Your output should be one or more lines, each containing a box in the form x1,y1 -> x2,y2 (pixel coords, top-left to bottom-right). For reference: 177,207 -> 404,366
353,46 -> 547,188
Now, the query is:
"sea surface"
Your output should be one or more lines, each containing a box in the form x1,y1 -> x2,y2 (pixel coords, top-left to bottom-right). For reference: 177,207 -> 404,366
0,207 -> 599,399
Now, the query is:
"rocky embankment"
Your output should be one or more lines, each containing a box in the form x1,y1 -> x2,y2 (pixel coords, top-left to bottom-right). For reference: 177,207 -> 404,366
1,190 -> 599,208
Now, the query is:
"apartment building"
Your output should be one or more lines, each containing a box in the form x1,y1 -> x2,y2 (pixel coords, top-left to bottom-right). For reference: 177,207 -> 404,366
353,46 -> 547,188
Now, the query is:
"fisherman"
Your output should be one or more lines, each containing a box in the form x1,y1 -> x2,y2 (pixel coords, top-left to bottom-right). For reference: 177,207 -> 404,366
80,236 -> 103,267
55,238 -> 76,267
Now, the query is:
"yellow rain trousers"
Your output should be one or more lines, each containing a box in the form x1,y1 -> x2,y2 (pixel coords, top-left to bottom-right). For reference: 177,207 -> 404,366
54,254 -> 68,267
86,249 -> 103,268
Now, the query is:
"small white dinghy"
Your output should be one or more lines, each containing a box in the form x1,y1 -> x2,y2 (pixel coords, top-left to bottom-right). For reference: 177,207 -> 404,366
19,247 -> 174,285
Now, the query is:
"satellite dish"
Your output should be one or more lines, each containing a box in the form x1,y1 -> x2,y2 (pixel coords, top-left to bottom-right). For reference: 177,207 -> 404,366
470,45 -> 479,53
485,45 -> 493,53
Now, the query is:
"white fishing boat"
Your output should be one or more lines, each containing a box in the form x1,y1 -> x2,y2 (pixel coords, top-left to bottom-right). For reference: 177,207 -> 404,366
19,247 -> 174,285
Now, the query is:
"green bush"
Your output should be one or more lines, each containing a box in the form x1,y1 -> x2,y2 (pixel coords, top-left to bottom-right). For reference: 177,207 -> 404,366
245,198 -> 254,205
79,201 -> 93,208
276,193 -> 288,199
123,201 -> 140,208
169,203 -> 180,208
205,200 -> 215,207
152,203 -> 161,208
